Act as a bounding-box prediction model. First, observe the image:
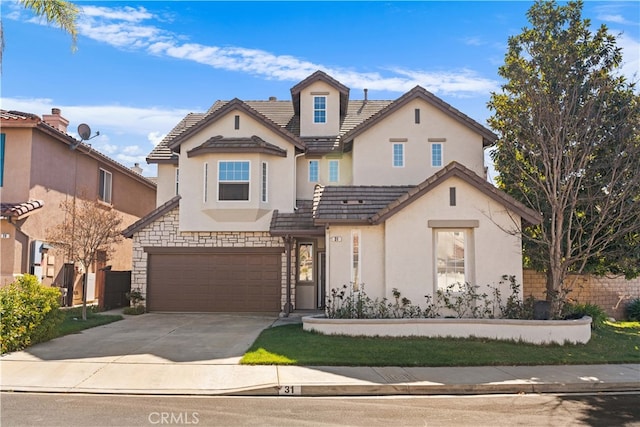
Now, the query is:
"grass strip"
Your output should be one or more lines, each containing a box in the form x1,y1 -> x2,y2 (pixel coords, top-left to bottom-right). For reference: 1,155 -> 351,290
241,321 -> 640,366
56,308 -> 123,337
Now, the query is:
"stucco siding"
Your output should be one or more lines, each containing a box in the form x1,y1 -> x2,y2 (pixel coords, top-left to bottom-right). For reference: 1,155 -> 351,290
156,164 -> 179,207
352,99 -> 486,186
299,80 -> 341,137
385,177 -> 523,305
296,152 -> 353,199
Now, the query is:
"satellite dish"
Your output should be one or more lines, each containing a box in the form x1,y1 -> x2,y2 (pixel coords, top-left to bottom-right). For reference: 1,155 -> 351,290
78,123 -> 91,140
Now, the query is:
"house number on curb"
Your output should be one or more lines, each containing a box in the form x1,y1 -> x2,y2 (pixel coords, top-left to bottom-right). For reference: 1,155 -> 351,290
279,385 -> 301,395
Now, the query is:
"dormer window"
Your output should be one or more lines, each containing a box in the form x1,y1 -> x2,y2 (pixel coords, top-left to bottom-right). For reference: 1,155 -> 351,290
314,96 -> 326,123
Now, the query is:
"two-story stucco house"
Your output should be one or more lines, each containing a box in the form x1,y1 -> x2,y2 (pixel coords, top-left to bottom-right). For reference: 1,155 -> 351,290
124,71 -> 541,314
1,108 -> 157,306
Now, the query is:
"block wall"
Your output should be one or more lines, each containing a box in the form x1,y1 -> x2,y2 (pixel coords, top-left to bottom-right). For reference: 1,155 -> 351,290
523,269 -> 640,319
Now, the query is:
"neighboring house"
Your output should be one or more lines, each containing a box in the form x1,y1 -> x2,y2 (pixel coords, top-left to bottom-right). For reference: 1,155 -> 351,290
124,71 -> 541,313
0,109 -> 157,305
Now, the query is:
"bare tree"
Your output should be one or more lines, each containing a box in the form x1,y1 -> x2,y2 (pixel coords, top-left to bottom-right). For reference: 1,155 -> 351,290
488,0 -> 640,316
48,197 -> 123,320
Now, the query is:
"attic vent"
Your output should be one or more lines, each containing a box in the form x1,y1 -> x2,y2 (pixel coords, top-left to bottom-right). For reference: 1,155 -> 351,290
342,200 -> 365,205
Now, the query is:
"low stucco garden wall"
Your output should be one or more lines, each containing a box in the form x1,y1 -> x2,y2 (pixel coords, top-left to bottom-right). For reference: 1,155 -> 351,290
303,316 -> 592,345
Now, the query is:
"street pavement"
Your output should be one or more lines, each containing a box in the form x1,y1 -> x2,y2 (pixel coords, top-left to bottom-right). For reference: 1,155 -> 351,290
1,310 -> 638,396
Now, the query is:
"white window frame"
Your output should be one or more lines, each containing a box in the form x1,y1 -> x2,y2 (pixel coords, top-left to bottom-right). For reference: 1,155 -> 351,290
175,167 -> 180,196
98,168 -> 112,204
203,163 -> 208,203
431,143 -> 443,167
328,160 -> 339,183
313,96 -> 327,124
217,160 -> 251,202
351,230 -> 361,290
261,161 -> 268,203
434,229 -> 468,292
392,143 -> 404,168
309,160 -> 319,182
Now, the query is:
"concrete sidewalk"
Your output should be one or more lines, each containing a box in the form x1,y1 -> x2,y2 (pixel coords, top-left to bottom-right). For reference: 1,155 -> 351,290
1,310 -> 638,396
2,357 -> 638,396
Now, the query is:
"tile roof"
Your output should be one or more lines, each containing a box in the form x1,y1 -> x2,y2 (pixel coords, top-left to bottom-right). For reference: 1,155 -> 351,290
147,113 -> 205,164
187,135 -> 287,158
0,200 -> 45,219
313,185 -> 414,224
269,200 -> 325,236
146,99 -> 391,162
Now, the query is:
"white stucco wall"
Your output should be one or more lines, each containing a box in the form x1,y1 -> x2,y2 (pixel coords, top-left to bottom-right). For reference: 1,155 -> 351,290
324,176 -> 524,308
352,99 -> 486,186
156,164 -> 178,206
299,80 -> 341,137
175,109 -> 297,231
296,152 -> 354,200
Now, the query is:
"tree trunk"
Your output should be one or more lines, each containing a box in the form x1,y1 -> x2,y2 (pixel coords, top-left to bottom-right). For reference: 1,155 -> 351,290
545,265 -> 565,318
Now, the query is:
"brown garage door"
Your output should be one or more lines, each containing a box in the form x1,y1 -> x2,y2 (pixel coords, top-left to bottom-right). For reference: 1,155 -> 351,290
146,247 -> 282,312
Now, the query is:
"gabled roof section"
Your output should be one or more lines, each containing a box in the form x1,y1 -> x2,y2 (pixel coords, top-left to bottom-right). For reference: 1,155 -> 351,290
313,185 -> 414,224
167,99 -> 304,153
0,200 -> 45,220
269,200 -> 325,236
187,135 -> 287,158
122,195 -> 181,238
1,110 -> 156,189
147,113 -> 205,164
290,70 -> 350,116
341,86 -> 497,147
370,161 -> 542,225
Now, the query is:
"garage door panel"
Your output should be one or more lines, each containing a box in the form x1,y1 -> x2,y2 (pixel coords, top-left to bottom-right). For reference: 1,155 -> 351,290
147,250 -> 281,312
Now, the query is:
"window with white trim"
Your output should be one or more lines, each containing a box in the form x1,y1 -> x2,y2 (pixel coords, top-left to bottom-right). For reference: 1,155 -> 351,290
218,161 -> 250,201
314,96 -> 326,123
261,161 -> 268,203
435,230 -> 466,292
298,242 -> 314,282
393,143 -> 404,167
309,160 -> 319,182
431,143 -> 443,167
351,230 -> 361,290
175,168 -> 180,196
98,168 -> 112,204
203,163 -> 209,202
328,160 -> 339,183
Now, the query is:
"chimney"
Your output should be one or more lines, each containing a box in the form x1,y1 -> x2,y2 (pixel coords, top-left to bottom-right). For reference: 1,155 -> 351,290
364,89 -> 368,103
132,163 -> 143,175
42,108 -> 69,133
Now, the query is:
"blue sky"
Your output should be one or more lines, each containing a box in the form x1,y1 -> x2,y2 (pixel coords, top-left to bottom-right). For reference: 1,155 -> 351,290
2,1 -> 638,178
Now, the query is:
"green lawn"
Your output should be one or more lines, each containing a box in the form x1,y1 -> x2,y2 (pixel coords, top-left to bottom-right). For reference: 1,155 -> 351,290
241,321 -> 640,366
56,307 -> 123,337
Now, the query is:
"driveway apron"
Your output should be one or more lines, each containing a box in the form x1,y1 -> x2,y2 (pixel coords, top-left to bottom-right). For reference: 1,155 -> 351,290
2,313 -> 278,364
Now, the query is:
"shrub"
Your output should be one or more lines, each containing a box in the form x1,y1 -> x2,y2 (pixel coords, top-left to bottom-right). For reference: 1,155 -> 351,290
0,275 -> 64,353
625,298 -> 640,321
563,302 -> 608,329
123,305 -> 146,315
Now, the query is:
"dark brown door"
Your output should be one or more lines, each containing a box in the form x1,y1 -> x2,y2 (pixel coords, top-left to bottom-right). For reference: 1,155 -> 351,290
147,248 -> 282,312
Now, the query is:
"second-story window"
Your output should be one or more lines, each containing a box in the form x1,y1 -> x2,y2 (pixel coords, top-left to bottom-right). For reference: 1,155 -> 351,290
99,168 -> 112,204
309,160 -> 319,182
314,96 -> 326,123
328,160 -> 339,183
218,161 -> 250,201
393,143 -> 404,167
432,143 -> 443,167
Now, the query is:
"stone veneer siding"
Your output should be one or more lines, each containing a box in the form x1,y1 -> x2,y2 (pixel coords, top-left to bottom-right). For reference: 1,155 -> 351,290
523,269 -> 640,320
131,206 -> 296,311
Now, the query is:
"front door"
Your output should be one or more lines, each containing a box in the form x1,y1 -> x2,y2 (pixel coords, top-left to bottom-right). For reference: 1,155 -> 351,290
296,242 -> 316,309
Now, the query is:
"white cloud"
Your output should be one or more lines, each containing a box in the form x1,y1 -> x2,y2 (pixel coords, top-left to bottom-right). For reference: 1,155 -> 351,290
69,4 -> 499,97
148,132 -> 166,147
598,14 -> 634,25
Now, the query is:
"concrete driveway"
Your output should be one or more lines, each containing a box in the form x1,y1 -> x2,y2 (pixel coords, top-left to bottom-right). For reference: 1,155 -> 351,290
2,312 -> 278,364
